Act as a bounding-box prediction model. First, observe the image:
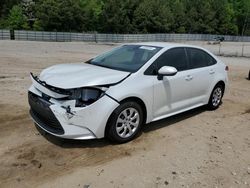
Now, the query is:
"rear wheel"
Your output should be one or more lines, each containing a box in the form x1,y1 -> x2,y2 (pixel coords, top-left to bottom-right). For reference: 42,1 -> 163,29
106,101 -> 143,143
207,84 -> 224,110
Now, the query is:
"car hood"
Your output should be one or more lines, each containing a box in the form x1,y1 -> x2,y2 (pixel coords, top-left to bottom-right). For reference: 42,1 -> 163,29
39,63 -> 130,89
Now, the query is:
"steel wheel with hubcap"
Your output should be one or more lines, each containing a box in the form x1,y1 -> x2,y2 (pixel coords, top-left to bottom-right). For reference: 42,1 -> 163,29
106,101 -> 143,143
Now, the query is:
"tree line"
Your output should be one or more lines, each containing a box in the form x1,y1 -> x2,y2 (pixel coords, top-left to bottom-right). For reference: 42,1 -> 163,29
0,0 -> 249,35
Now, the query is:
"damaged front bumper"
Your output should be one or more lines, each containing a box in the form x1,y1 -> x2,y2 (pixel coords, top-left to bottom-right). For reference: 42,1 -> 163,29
28,74 -> 119,140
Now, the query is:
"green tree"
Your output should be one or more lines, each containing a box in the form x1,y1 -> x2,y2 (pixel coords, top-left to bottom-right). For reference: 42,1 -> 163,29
212,0 -> 238,35
79,0 -> 104,31
33,19 -> 42,30
169,0 -> 186,33
7,5 -> 29,29
185,0 -> 217,34
0,0 -> 21,17
232,0 -> 250,35
133,0 -> 173,33
0,0 -> 249,35
35,0 -> 86,32
100,0 -> 140,33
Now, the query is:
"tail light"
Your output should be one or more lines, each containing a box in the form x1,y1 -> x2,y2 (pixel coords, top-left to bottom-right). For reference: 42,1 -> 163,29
225,66 -> 229,71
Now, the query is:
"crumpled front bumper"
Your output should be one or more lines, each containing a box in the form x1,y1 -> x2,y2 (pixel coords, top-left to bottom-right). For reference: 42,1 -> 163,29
28,84 -> 119,140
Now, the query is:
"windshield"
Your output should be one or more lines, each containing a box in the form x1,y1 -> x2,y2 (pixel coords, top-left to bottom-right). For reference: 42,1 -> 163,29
89,45 -> 162,72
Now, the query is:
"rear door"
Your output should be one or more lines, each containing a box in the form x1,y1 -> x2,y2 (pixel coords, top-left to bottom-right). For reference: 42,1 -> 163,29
186,47 -> 217,105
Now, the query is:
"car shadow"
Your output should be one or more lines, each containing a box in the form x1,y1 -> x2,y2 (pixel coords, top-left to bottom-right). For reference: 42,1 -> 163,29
35,124 -> 112,148
142,105 -> 207,133
36,105 -> 207,148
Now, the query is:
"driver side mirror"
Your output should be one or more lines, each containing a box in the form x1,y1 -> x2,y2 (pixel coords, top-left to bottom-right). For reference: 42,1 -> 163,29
157,66 -> 177,80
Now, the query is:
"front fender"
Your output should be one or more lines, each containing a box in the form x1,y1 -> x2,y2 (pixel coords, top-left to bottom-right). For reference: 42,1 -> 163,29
106,75 -> 154,124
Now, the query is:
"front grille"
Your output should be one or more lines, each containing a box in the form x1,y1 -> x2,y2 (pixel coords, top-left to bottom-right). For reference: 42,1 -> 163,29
28,92 -> 64,135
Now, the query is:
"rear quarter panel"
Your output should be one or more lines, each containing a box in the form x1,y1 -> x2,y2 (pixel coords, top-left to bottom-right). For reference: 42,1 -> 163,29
206,58 -> 228,103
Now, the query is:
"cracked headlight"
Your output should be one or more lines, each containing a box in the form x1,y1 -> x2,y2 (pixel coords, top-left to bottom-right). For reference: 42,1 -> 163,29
70,88 -> 105,107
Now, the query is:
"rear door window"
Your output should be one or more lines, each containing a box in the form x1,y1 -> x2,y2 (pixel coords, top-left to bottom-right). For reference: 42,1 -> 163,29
187,48 -> 216,69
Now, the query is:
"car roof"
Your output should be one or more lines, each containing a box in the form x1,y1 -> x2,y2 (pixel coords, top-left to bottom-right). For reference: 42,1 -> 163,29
126,42 -> 217,60
130,42 -> 201,49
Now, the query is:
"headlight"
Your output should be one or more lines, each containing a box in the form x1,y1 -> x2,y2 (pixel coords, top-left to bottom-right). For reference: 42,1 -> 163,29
69,88 -> 104,107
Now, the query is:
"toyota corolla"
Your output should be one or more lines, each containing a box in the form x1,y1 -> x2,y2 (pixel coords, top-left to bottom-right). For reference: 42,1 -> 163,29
28,43 -> 228,143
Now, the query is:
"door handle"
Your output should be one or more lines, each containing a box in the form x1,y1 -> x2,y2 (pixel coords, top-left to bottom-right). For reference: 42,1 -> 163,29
209,69 -> 215,74
185,75 -> 193,81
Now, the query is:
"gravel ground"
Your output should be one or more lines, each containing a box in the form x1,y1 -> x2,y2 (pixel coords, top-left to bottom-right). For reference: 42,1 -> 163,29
0,40 -> 249,188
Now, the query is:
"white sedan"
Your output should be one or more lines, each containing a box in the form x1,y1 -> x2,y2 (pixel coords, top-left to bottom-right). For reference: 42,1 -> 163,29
28,43 -> 228,143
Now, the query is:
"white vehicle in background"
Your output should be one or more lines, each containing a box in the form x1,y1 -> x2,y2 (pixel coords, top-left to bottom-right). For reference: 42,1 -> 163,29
28,43 -> 228,143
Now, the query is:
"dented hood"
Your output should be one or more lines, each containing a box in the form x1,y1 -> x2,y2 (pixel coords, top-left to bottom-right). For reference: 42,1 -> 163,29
39,63 -> 130,89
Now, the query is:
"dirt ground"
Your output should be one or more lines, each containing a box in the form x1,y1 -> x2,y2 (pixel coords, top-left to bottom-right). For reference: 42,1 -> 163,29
0,40 -> 249,188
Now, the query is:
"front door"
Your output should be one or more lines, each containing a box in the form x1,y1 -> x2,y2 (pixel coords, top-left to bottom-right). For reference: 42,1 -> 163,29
152,47 -> 192,119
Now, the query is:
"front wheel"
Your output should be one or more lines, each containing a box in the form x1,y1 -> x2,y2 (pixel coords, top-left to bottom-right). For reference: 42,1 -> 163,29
106,101 -> 143,143
207,84 -> 224,110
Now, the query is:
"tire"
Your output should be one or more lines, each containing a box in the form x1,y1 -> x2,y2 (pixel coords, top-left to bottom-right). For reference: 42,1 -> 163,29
106,101 -> 143,143
207,84 -> 224,110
